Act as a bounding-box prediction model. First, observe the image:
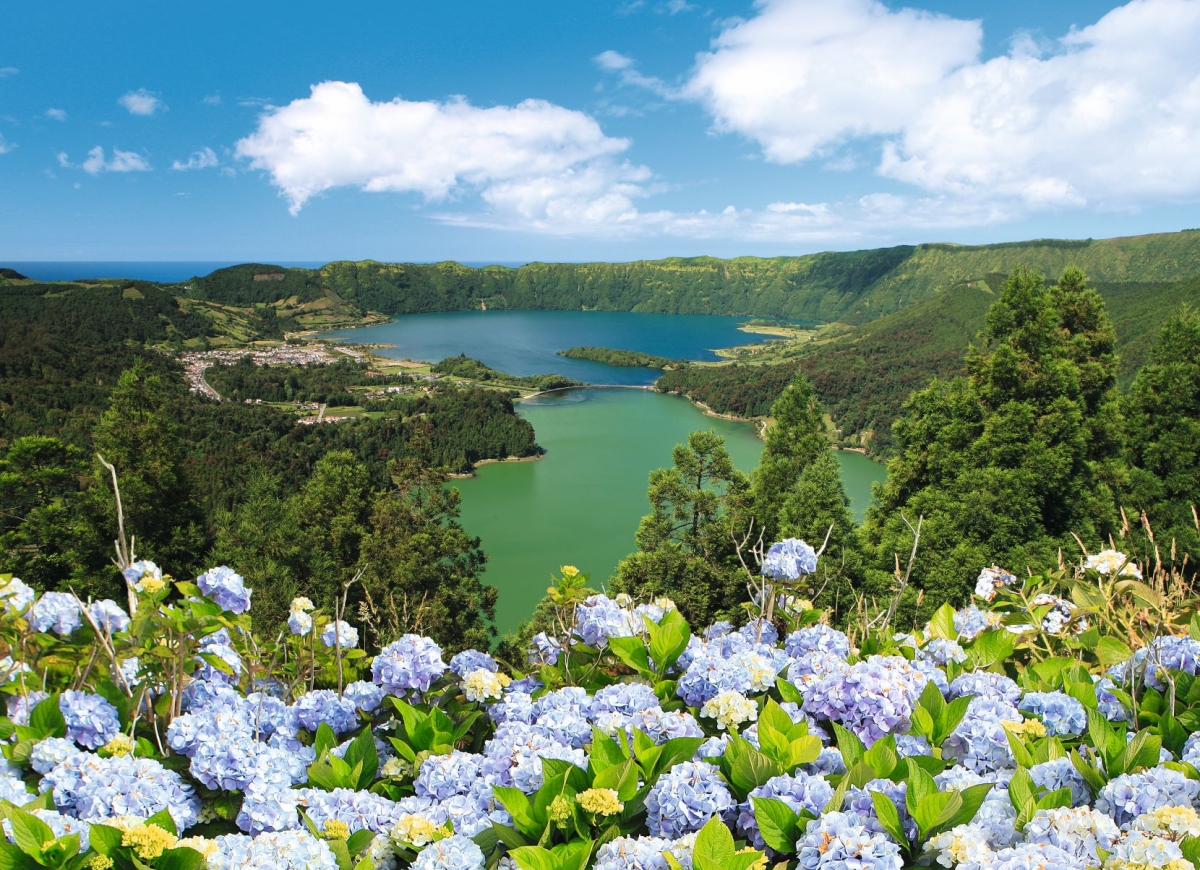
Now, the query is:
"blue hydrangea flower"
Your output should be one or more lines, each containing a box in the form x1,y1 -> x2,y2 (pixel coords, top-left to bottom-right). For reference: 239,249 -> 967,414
29,592 -> 82,636
942,698 -> 1021,774
59,691 -> 120,750
291,690 -> 358,734
449,649 -> 497,677
591,682 -> 660,718
320,620 -> 358,649
796,811 -> 903,870
1018,692 -> 1087,737
0,576 -> 35,613
121,561 -> 163,594
1023,807 -> 1120,863
7,691 -> 48,727
372,635 -> 446,696
785,625 -> 851,659
593,836 -> 675,870
411,834 -> 484,870
195,640 -> 243,685
41,751 -> 200,830
1095,767 -> 1200,828
527,632 -> 562,667
1029,758 -> 1091,807
955,604 -> 999,640
762,538 -> 818,580
207,831 -> 339,870
1092,677 -> 1128,722
343,680 -> 383,713
846,778 -> 915,840
238,776 -> 301,834
295,787 -> 401,833
801,655 -> 930,745
739,618 -> 779,645
645,760 -> 735,839
738,771 -> 835,851
196,566 -> 252,614
86,599 -> 130,633
573,594 -> 638,649
948,671 -> 1022,706
918,638 -> 967,666
288,610 -> 313,636
415,750 -> 483,800
488,691 -> 535,726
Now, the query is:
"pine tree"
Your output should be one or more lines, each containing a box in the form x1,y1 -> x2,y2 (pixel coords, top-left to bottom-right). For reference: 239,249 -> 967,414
864,268 -> 1124,619
1122,305 -> 1200,571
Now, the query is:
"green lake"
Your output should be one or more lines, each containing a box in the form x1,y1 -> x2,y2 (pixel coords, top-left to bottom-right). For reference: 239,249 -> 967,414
454,387 -> 887,635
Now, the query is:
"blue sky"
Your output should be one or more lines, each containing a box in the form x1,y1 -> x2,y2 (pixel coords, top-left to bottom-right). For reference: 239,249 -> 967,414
2,0 -> 1199,262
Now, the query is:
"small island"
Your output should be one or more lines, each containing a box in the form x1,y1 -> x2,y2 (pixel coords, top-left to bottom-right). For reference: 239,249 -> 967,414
558,346 -> 683,369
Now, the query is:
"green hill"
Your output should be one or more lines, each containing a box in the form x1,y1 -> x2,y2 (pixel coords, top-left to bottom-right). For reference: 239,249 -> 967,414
171,230 -> 1200,326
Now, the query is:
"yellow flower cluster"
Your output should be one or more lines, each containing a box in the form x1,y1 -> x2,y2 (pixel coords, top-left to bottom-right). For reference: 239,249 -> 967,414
85,856 -> 113,870
462,668 -> 511,702
578,788 -> 624,817
561,565 -> 580,578
1003,718 -> 1048,739
102,733 -> 135,757
548,794 -> 574,827
391,813 -> 446,847
321,819 -> 351,841
1131,806 -> 1200,840
120,824 -> 178,860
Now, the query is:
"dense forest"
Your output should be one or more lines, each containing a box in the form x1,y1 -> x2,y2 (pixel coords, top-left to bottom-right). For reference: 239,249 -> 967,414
429,354 -> 580,391
559,346 -> 683,369
205,357 -> 412,405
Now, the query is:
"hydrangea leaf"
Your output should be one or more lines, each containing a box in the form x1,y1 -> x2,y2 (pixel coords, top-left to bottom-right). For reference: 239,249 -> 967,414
751,796 -> 800,855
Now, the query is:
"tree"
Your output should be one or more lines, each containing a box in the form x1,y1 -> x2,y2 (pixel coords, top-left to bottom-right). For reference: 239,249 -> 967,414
0,436 -> 86,588
356,460 -> 494,654
611,430 -> 750,627
74,363 -> 206,598
863,268 -> 1124,620
1122,305 -> 1200,572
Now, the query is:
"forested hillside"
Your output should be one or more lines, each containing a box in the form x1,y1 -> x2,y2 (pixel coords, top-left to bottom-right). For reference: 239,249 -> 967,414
177,229 -> 1200,325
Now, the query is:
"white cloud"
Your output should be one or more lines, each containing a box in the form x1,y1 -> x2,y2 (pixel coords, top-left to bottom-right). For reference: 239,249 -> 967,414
118,88 -> 166,116
683,0 -> 1200,214
595,50 -> 635,72
0,134 -> 11,155
235,81 -> 639,216
593,51 -> 675,96
665,0 -> 695,13
172,147 -> 219,171
202,93 -> 222,106
45,108 -> 67,121
0,67 -> 17,78
79,146 -> 152,174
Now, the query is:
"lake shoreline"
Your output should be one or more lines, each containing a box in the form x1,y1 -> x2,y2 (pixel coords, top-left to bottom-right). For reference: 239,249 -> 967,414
447,454 -> 545,479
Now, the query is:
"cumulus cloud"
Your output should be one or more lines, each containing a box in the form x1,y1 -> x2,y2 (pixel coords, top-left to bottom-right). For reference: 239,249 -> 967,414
172,147 -> 219,171
79,146 -> 152,174
45,108 -> 68,121
119,88 -> 166,116
683,0 -> 1200,214
235,80 -> 641,216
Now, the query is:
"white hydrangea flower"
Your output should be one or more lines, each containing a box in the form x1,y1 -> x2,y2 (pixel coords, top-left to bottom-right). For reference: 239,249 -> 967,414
700,690 -> 757,732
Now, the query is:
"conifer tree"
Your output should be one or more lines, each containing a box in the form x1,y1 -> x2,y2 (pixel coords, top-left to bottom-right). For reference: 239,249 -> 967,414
863,268 -> 1124,618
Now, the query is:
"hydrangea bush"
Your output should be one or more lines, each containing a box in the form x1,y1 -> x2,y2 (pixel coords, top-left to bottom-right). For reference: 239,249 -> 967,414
0,542 -> 1199,870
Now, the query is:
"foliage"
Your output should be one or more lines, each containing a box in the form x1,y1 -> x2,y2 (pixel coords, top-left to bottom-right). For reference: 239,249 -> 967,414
558,348 -> 682,370
430,354 -> 579,392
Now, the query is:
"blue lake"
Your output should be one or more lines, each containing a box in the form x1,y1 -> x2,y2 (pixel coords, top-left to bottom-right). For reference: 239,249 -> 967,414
322,309 -> 777,385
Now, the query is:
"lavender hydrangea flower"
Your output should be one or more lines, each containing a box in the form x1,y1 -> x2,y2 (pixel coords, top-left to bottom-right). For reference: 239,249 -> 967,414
7,691 -> 48,727
29,592 -> 82,636
762,538 -> 818,580
942,698 -> 1021,774
1095,768 -> 1200,828
42,752 -> 200,830
975,565 -> 1017,602
207,831 -> 338,870
801,655 -> 930,745
449,649 -> 497,677
372,635 -> 446,696
948,671 -> 1023,706
291,690 -> 358,734
415,750 -> 483,800
573,594 -> 638,648
86,599 -> 130,633
411,834 -> 484,870
527,632 -> 562,667
645,761 -> 735,838
797,811 -> 903,870
60,691 -> 120,750
785,625 -> 851,659
738,772 -> 835,851
320,620 -> 358,649
196,566 -> 252,614
1030,758 -> 1091,807
955,604 -> 999,640
1023,806 -> 1120,862
0,576 -> 35,613
295,787 -> 401,833
593,836 -> 676,870
1018,692 -> 1087,737
343,680 -> 383,713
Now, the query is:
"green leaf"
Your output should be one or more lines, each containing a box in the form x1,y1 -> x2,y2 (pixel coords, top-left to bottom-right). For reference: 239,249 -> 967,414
342,727 -> 379,788
751,797 -> 800,855
775,678 -> 803,706
156,848 -> 207,870
0,843 -> 32,870
589,728 -> 627,775
863,737 -> 899,779
869,791 -> 909,846
607,637 -> 653,677
1094,636 -> 1133,668
508,846 -> 558,870
969,629 -> 1015,669
314,722 -> 339,758
27,696 -> 65,739
147,808 -> 178,835
8,810 -> 52,858
494,787 -> 540,840
912,791 -> 963,838
692,816 -> 736,870
345,829 -> 376,856
646,609 -> 691,673
832,723 -> 865,768
943,783 -> 993,831
1036,788 -> 1073,811
724,737 -> 784,798
594,758 -> 638,802
927,603 -> 958,640
87,824 -> 122,856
